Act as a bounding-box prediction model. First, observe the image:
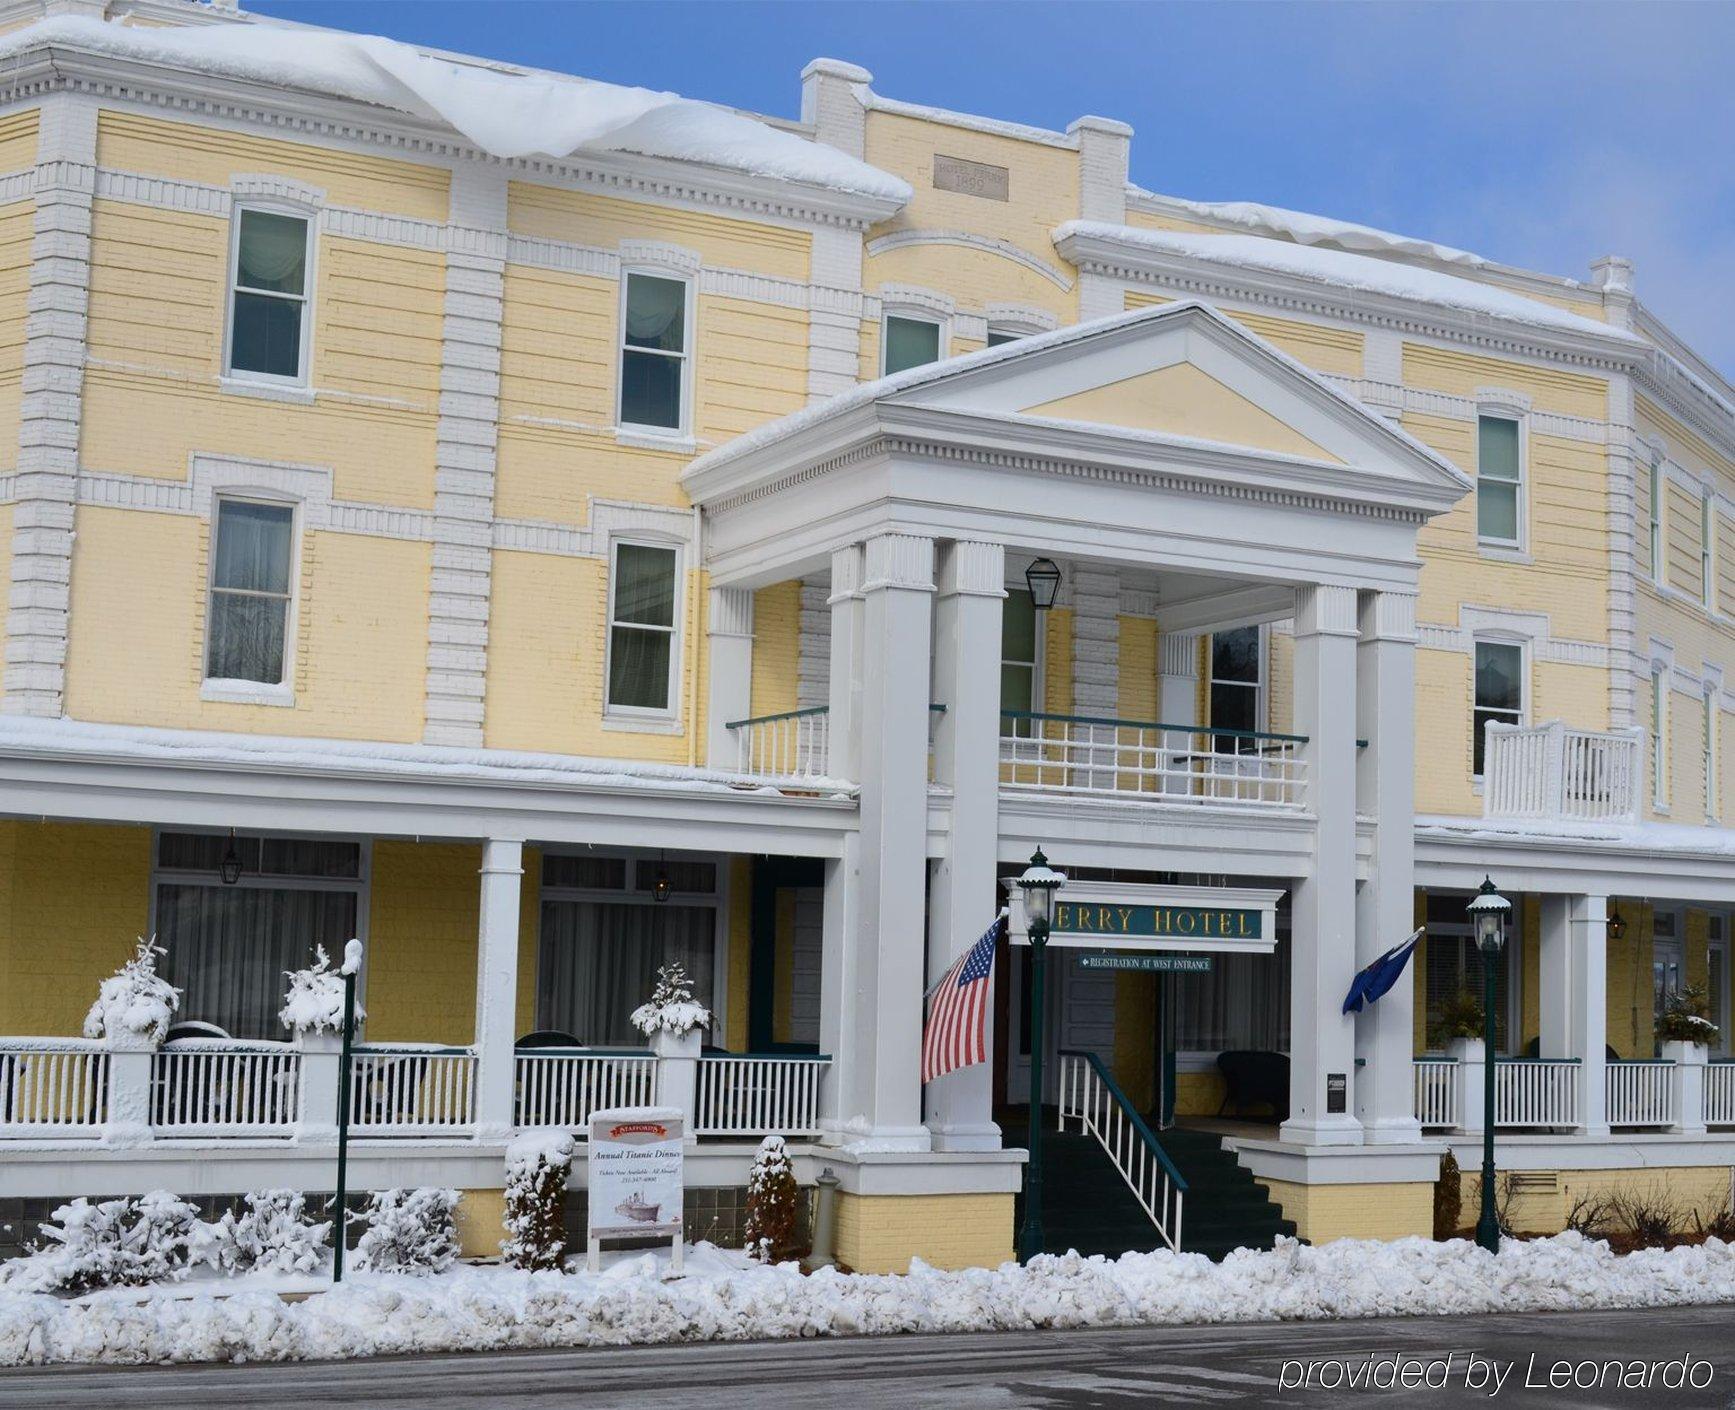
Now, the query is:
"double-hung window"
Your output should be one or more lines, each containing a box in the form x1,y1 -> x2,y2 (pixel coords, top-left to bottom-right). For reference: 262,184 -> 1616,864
207,499 -> 294,686
1476,415 -> 1522,547
1209,626 -> 1262,754
619,272 -> 690,433
1652,667 -> 1671,808
986,328 -> 1023,348
607,541 -> 679,714
1702,493 -> 1716,606
1001,587 -> 1039,736
1705,688 -> 1719,822
227,208 -> 312,382
883,314 -> 942,375
1472,639 -> 1523,777
1650,459 -> 1666,583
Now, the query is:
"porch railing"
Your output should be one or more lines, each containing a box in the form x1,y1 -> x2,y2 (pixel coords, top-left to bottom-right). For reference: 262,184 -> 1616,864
1482,721 -> 1644,823
694,1053 -> 828,1137
1706,1061 -> 1735,1128
515,1048 -> 658,1130
1412,1056 -> 1459,1130
0,1040 -> 108,1137
1058,1049 -> 1185,1253
153,1039 -> 300,1137
1494,1057 -> 1579,1129
725,706 -> 832,782
349,1044 -> 476,1135
1605,1059 -> 1675,1128
1000,711 -> 1307,810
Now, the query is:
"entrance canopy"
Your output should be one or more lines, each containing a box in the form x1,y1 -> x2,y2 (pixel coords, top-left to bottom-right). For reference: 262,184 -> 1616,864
682,300 -> 1469,606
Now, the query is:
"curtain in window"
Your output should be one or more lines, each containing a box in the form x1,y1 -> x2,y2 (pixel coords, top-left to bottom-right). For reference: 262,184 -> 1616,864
155,883 -> 357,1040
1168,937 -> 1290,1052
537,901 -> 716,1046
608,544 -> 676,709
236,211 -> 308,294
624,275 -> 685,349
208,502 -> 293,684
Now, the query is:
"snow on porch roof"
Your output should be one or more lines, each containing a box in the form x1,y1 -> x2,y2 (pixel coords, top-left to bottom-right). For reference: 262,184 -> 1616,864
0,16 -> 911,204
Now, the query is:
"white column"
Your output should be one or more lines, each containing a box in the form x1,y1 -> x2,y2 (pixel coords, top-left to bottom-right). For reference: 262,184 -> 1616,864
826,545 -> 866,781
1157,632 -> 1197,795
832,533 -> 935,1149
705,586 -> 755,770
100,1042 -> 155,1148
291,1031 -> 342,1145
473,838 -> 524,1142
1354,590 -> 1422,1144
926,540 -> 1006,1151
1559,894 -> 1610,1135
1283,583 -> 1362,1146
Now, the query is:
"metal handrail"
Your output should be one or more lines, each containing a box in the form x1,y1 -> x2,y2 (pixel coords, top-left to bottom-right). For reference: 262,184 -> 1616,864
1058,1047 -> 1186,1253
725,705 -> 828,730
1003,709 -> 1307,745
1060,1048 -> 1188,1190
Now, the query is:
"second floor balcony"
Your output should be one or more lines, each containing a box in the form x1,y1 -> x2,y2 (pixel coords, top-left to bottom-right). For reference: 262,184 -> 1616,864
1482,721 -> 1646,825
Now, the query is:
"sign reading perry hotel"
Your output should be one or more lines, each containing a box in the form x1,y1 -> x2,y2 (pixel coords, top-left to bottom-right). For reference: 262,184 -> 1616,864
1009,881 -> 1283,956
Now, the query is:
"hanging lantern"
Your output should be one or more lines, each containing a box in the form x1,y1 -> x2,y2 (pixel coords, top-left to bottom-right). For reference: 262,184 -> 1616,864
1024,558 -> 1062,611
220,829 -> 244,886
652,853 -> 672,904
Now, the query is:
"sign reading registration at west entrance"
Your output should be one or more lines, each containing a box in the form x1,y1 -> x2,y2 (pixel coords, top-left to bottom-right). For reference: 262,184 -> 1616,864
1010,881 -> 1283,956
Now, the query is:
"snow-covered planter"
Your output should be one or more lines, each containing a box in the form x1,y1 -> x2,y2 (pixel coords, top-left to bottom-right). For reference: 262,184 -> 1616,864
502,1132 -> 573,1272
1657,984 -> 1719,1051
206,1190 -> 331,1277
630,963 -> 712,1041
1,1191 -> 202,1294
81,936 -> 180,1049
353,1189 -> 460,1276
744,1135 -> 801,1262
278,944 -> 365,1037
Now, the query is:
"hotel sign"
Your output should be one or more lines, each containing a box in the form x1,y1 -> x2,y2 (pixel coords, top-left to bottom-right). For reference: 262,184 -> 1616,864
1009,880 -> 1283,956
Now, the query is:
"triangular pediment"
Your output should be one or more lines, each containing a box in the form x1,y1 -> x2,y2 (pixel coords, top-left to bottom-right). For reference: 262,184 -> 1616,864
1020,362 -> 1342,463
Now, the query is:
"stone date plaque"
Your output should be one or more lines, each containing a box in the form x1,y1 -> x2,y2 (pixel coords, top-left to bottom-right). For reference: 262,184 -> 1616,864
933,153 -> 1009,202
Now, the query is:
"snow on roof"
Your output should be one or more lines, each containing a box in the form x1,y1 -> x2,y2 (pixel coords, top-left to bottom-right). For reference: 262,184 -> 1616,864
0,16 -> 910,203
1419,813 -> 1735,858
1129,190 -> 1490,270
1059,220 -> 1637,343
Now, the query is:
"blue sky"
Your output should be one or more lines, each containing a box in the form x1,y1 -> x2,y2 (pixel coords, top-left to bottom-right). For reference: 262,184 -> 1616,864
250,1 -> 1735,377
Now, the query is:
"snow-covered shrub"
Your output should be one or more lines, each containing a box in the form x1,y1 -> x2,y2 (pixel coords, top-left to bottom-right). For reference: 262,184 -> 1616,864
353,1188 -> 460,1275
1432,1149 -> 1462,1240
3,1191 -> 202,1292
277,944 -> 365,1036
82,936 -> 180,1046
630,962 -> 713,1039
502,1132 -> 572,1271
743,1135 -> 801,1262
1428,989 -> 1483,1046
206,1189 -> 332,1276
1657,983 -> 1720,1045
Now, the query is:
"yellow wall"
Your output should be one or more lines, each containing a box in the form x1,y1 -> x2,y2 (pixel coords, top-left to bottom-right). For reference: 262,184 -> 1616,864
1461,1165 -> 1733,1235
1257,1178 -> 1433,1243
724,856 -> 751,1052
749,580 -> 803,721
366,840 -> 481,1044
835,1191 -> 1015,1273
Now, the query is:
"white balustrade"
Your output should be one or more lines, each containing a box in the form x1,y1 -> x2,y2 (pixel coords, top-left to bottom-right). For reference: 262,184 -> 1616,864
515,1050 -> 659,1130
1605,1060 -> 1675,1128
1706,1062 -> 1735,1128
694,1055 -> 827,1137
1000,712 -> 1306,811
1494,1058 -> 1580,1129
1412,1059 -> 1459,1130
1482,721 -> 1643,822
152,1040 -> 300,1136
349,1045 -> 476,1134
727,708 -> 832,782
0,1040 -> 108,1137
1058,1052 -> 1184,1253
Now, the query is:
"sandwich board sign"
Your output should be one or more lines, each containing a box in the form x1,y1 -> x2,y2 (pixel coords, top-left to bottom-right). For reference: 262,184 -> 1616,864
587,1106 -> 685,1273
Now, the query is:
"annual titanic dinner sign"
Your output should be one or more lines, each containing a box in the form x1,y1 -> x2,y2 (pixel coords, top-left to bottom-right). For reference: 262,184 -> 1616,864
588,1107 -> 684,1241
1008,880 -> 1283,956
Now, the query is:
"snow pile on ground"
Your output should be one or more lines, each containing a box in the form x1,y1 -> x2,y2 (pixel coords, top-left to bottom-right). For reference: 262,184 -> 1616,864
0,16 -> 908,203
277,945 -> 362,1036
1056,220 -> 1634,342
81,937 -> 179,1046
1,1233 -> 1731,1366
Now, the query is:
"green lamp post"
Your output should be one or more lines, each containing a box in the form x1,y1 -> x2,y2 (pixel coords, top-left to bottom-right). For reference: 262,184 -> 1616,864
1467,876 -> 1511,1254
1016,847 -> 1066,1264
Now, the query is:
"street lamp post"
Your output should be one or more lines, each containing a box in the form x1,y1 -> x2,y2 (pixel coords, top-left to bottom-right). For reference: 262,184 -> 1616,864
1468,876 -> 1511,1254
1016,847 -> 1065,1264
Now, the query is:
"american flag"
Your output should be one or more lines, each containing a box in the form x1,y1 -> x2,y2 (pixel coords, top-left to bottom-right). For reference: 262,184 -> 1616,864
921,913 -> 1003,1084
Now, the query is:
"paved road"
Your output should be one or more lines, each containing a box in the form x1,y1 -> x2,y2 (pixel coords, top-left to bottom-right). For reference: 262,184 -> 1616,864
2,1304 -> 1731,1408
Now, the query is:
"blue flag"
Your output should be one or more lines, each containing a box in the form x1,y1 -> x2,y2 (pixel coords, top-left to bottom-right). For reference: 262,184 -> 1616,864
1342,928 -> 1424,1015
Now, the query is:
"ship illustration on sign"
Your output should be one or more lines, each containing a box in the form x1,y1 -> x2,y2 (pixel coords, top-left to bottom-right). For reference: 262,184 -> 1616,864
615,1191 -> 662,1223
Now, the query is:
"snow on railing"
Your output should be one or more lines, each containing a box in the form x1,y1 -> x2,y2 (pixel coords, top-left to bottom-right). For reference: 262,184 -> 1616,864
1482,721 -> 1643,822
1412,1057 -> 1458,1130
0,1039 -> 108,1137
725,707 -> 832,782
1058,1049 -> 1185,1253
515,1049 -> 658,1130
349,1045 -> 476,1134
694,1054 -> 828,1137
1605,1059 -> 1675,1128
1706,1061 -> 1735,1128
152,1039 -> 300,1136
1494,1058 -> 1580,1129
1000,711 -> 1307,811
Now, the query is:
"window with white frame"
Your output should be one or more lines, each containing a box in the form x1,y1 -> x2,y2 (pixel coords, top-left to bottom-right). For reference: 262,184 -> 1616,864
1652,666 -> 1670,807
1209,626 -> 1262,754
619,271 -> 690,432
1705,687 -> 1719,822
1472,639 -> 1524,777
606,540 -> 680,713
985,328 -> 1023,348
883,313 -> 942,375
1001,587 -> 1039,736
1702,492 -> 1716,606
1649,457 -> 1665,583
207,498 -> 295,685
1476,415 -> 1523,546
227,207 -> 312,382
